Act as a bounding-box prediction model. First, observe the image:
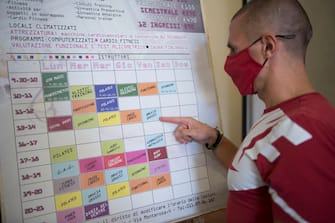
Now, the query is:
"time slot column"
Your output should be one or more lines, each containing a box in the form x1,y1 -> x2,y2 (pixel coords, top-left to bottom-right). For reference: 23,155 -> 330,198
8,60 -> 56,222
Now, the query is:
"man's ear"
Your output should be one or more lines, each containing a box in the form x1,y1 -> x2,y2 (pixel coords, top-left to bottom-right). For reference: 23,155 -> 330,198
261,34 -> 277,58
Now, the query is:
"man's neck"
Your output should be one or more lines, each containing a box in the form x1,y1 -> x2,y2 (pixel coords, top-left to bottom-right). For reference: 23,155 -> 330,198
259,68 -> 315,108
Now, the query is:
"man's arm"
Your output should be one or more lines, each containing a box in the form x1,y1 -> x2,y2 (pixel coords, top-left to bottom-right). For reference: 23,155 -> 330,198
159,116 -> 238,168
213,136 -> 238,168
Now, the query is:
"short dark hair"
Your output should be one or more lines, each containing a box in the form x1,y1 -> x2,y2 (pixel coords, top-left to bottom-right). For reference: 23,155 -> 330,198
233,0 -> 313,60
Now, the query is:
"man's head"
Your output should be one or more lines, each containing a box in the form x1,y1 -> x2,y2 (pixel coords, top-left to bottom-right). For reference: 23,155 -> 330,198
231,0 -> 313,61
224,0 -> 314,97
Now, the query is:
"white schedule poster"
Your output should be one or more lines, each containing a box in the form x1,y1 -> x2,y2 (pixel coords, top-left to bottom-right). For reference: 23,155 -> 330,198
0,0 -> 227,222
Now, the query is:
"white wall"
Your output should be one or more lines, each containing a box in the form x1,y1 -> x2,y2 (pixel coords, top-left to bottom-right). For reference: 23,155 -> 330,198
200,0 -> 243,145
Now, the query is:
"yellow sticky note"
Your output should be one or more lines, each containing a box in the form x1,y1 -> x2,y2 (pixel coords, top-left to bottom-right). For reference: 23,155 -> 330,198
98,112 -> 121,126
55,191 -> 82,211
107,182 -> 130,199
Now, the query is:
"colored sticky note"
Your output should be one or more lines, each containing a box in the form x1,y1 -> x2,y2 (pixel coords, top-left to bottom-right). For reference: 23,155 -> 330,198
73,114 -> 98,129
117,84 -> 138,97
128,163 -> 149,180
94,84 -> 117,98
101,139 -> 124,155
130,178 -> 152,194
147,147 -> 168,161
57,206 -> 83,223
55,191 -> 82,211
47,116 -> 73,132
50,145 -> 77,163
43,87 -> 70,102
82,186 -> 107,205
98,112 -> 121,126
126,150 -> 147,165
96,98 -> 119,112
72,100 -> 96,114
145,133 -> 165,149
42,72 -> 68,87
149,159 -> 170,176
80,171 -> 105,189
120,110 -> 142,124
84,201 -> 109,220
79,157 -> 103,173
158,82 -> 177,94
138,83 -> 158,96
53,176 -> 80,195
107,182 -> 130,199
151,173 -> 171,189
103,153 -> 126,169
105,167 -> 128,185
70,86 -> 95,100
141,108 -> 160,122
52,161 -> 79,180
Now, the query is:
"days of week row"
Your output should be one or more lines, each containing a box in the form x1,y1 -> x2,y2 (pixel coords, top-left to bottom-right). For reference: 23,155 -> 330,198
8,59 -> 192,73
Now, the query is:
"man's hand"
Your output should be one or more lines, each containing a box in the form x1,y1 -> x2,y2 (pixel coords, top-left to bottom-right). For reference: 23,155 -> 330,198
160,116 -> 238,167
159,116 -> 217,145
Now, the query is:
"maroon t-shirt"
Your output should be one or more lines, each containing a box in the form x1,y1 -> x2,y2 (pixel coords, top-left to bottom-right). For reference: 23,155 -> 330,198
226,93 -> 335,222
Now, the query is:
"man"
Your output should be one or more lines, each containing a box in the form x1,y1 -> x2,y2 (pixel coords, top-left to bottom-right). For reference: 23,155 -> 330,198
160,0 -> 335,222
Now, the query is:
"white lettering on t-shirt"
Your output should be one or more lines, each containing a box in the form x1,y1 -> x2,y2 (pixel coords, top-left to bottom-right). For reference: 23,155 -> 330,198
228,108 -> 312,191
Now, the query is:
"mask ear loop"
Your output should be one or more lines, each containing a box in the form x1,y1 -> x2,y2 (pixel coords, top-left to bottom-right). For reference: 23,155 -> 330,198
262,58 -> 268,66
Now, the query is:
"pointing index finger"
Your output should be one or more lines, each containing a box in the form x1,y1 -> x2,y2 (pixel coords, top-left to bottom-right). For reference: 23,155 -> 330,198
159,116 -> 189,127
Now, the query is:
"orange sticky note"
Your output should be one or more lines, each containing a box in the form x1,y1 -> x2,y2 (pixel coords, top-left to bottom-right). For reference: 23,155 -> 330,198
72,100 -> 96,114
130,178 -> 152,194
152,173 -> 171,189
138,83 -> 158,96
80,171 -> 105,189
120,110 -> 142,124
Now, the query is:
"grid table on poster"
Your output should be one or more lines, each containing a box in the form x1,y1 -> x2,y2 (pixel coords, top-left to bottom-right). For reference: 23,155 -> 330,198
8,54 -> 210,223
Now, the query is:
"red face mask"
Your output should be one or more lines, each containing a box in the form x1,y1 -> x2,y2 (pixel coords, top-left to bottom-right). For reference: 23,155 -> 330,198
224,38 -> 266,95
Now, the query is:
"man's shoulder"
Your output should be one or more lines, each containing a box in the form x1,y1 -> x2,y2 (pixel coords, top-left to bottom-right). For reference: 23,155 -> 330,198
280,93 -> 335,126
